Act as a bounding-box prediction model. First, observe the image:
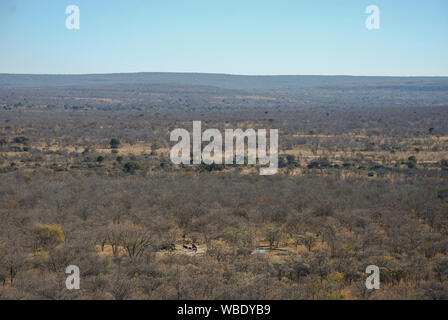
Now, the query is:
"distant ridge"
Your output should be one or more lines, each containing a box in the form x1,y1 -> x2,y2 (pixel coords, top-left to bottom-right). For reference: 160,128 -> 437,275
1,72 -> 447,90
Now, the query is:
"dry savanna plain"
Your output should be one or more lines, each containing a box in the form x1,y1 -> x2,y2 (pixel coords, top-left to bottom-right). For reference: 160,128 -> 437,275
0,74 -> 447,299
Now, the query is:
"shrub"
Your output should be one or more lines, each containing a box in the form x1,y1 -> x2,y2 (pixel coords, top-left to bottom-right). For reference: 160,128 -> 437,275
263,224 -> 282,249
278,156 -> 288,168
328,272 -> 344,283
307,158 -> 331,169
420,281 -> 448,300
9,145 -> 21,152
326,293 -> 346,300
13,136 -> 29,144
433,256 -> 448,282
152,142 -> 161,150
199,162 -> 224,172
441,159 -> 448,169
33,224 -> 65,248
110,138 -> 121,149
437,188 -> 448,201
407,156 -> 417,169
299,232 -> 318,251
124,161 -> 141,173
313,202 -> 334,217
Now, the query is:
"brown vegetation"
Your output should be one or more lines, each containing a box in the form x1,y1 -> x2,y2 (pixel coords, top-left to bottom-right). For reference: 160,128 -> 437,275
0,81 -> 448,299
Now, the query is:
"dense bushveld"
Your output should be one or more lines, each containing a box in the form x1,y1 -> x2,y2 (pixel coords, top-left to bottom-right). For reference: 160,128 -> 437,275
0,78 -> 448,299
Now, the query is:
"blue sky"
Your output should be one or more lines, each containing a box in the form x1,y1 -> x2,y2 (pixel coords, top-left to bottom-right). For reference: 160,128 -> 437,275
0,0 -> 447,75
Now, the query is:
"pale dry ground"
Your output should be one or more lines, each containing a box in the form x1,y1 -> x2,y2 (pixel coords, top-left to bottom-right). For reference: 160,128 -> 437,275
34,147 -> 447,164
285,133 -> 448,163
284,148 -> 448,163
96,142 -> 156,155
2,133 -> 447,174
31,142 -> 156,155
213,95 -> 280,101
29,134 -> 448,163
94,238 -> 327,261
95,243 -> 207,260
69,97 -> 123,104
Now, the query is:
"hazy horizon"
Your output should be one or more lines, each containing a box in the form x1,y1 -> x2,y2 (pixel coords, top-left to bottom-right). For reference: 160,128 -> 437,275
2,72 -> 448,77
